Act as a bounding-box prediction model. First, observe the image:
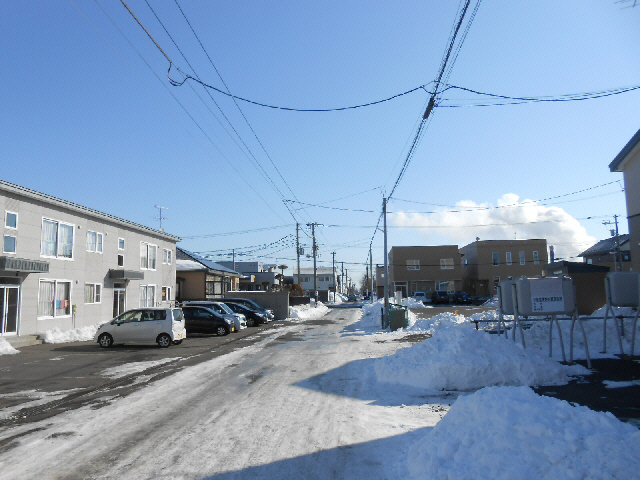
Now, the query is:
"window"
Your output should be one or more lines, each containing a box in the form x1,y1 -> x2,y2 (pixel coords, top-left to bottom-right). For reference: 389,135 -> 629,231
117,254 -> 124,267
162,286 -> 172,302
118,238 -> 125,250
463,259 -> 468,269
440,258 -> 454,270
41,219 -> 74,259
533,251 -> 540,265
493,276 -> 500,291
519,251 -> 525,265
506,252 -> 512,265
86,231 -> 103,253
492,252 -> 499,266
163,248 -> 172,264
139,285 -> 156,307
84,283 -> 102,304
406,259 -> 420,270
5,211 -> 17,229
38,280 -> 71,317
3,235 -> 16,254
140,242 -> 157,270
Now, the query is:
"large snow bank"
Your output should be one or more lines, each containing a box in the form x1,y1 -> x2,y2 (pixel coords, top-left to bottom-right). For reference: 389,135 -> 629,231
408,386 -> 640,480
0,337 -> 19,355
43,325 -> 100,344
375,328 -> 586,391
288,302 -> 330,320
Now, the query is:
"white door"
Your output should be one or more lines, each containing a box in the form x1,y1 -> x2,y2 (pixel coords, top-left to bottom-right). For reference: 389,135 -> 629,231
0,286 -> 19,336
113,288 -> 126,318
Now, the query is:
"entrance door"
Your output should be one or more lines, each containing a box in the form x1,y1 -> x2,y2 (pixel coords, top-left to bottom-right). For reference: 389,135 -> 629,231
0,286 -> 19,336
113,288 -> 126,318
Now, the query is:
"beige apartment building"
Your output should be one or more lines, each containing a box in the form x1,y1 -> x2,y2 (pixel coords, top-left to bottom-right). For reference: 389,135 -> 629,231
460,239 -> 548,296
388,246 -> 463,297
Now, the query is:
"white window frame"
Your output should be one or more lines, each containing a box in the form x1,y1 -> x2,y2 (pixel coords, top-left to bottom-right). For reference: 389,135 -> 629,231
118,238 -> 125,250
84,283 -> 102,304
3,234 -> 17,254
162,286 -> 172,302
38,279 -> 72,318
506,252 -> 512,265
533,251 -> 540,265
139,284 -> 156,307
140,242 -> 157,270
406,259 -> 420,271
41,218 -> 74,260
117,254 -> 124,267
5,211 -> 18,230
86,230 -> 103,253
163,248 -> 173,265
440,258 -> 454,270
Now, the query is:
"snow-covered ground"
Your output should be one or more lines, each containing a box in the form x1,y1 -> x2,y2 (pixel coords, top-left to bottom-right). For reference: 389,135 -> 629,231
1,302 -> 638,479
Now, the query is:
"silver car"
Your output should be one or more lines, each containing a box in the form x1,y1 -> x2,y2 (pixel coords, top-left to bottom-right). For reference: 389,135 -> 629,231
94,308 -> 186,348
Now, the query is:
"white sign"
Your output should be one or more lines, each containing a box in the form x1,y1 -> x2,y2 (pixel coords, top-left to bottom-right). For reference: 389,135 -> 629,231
529,278 -> 564,313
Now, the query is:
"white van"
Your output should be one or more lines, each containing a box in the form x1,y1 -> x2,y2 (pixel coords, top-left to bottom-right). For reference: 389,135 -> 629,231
94,307 -> 186,348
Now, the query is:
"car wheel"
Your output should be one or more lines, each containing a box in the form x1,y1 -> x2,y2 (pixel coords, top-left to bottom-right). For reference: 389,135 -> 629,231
98,333 -> 113,348
247,318 -> 256,327
172,339 -> 183,345
216,325 -> 229,336
157,334 -> 172,348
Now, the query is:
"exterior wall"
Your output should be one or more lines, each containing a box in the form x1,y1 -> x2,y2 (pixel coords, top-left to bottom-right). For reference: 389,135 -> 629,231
1,185 -> 178,337
177,271 -> 206,300
622,154 -> 640,272
388,246 -> 463,296
294,268 -> 336,294
461,239 -> 547,296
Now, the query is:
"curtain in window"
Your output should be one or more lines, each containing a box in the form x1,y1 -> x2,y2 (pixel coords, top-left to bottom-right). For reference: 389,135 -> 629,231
86,231 -> 96,252
97,233 -> 103,253
55,282 -> 70,315
38,281 -> 55,317
149,245 -> 157,270
59,224 -> 73,258
140,285 -> 147,307
41,220 -> 58,256
84,284 -> 93,303
140,243 -> 148,269
148,286 -> 155,306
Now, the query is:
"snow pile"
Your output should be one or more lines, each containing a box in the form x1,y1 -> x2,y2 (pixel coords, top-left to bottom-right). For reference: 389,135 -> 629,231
400,297 -> 429,309
375,328 -> 585,391
0,337 -> 19,355
43,325 -> 100,344
288,302 -> 330,320
408,386 -> 640,480
407,311 -> 473,333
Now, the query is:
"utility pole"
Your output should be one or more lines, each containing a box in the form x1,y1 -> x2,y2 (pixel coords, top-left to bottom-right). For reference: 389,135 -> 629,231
341,262 -> 344,294
370,244 -> 374,303
603,215 -> 623,272
154,205 -> 168,230
232,248 -> 235,272
383,197 -> 389,329
331,251 -> 336,302
307,223 -> 319,297
296,223 -> 301,285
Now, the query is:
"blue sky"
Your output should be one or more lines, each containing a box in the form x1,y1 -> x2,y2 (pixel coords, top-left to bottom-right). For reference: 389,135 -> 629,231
2,1 -> 639,286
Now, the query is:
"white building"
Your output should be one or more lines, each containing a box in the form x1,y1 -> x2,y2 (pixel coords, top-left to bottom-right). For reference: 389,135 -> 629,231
0,180 -> 180,340
293,267 -> 337,295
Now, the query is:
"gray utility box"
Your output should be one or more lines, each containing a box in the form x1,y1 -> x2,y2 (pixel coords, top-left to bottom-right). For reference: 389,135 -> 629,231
605,272 -> 640,307
497,279 -> 518,315
516,276 -> 576,316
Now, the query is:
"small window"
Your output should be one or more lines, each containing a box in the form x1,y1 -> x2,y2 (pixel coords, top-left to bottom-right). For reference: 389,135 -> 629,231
86,231 -> 103,253
5,212 -> 17,229
406,259 -> 420,270
118,238 -> 125,250
162,286 -> 172,302
440,258 -> 454,270
3,235 -> 16,254
84,283 -> 102,304
519,251 -> 525,265
117,254 -> 124,267
506,252 -> 512,265
140,242 -> 157,270
533,251 -> 540,265
492,252 -> 499,266
163,249 -> 173,265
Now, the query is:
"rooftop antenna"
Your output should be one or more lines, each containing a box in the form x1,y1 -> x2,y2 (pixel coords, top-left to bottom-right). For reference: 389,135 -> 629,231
155,205 -> 168,231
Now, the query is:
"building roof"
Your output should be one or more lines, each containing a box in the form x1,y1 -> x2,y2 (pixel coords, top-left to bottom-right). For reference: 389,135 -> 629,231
578,235 -> 630,257
543,261 -> 610,273
0,179 -> 181,242
609,128 -> 640,172
176,247 -> 241,276
294,267 -> 335,275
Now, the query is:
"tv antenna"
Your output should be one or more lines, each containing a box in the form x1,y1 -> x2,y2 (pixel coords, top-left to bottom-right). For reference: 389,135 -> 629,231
155,205 -> 168,230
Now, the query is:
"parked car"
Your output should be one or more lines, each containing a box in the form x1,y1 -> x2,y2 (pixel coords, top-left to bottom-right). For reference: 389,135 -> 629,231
181,306 -> 233,336
413,291 -> 429,303
182,301 -> 246,331
431,290 -> 450,304
454,291 -> 472,304
224,301 -> 267,327
223,298 -> 274,321
347,294 -> 357,302
95,307 -> 186,348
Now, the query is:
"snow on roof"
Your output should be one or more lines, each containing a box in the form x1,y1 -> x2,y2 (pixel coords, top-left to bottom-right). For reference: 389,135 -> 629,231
578,234 -> 629,257
176,247 -> 241,276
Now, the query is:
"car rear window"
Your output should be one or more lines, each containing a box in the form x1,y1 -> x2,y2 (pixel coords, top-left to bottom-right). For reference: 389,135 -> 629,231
172,309 -> 184,322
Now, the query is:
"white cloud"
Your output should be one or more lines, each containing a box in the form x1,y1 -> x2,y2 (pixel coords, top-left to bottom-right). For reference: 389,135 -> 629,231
390,194 -> 596,261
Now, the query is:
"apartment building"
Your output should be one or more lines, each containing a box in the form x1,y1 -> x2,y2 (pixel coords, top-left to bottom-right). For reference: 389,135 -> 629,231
0,180 -> 180,338
388,246 -> 463,297
460,239 -> 547,296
